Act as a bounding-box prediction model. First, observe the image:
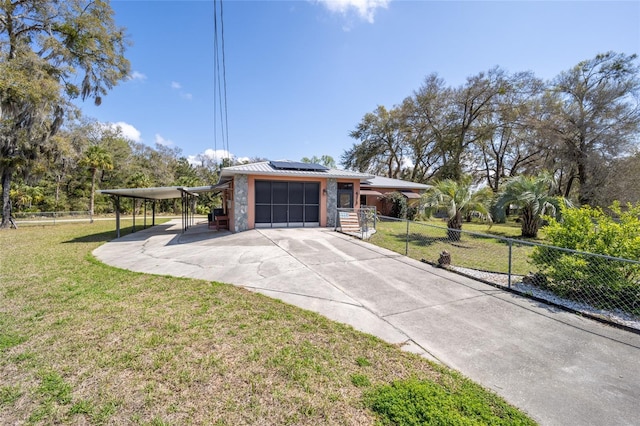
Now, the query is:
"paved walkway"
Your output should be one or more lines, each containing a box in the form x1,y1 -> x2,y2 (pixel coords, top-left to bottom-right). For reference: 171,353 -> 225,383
93,220 -> 640,426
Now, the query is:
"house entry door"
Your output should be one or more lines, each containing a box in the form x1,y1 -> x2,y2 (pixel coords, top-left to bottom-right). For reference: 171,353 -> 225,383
337,183 -> 354,208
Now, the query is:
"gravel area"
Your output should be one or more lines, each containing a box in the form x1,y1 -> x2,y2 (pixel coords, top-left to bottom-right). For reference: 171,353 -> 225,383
449,265 -> 640,331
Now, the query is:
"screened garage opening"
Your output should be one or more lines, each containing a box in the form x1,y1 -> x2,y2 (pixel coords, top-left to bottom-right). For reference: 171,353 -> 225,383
255,181 -> 320,228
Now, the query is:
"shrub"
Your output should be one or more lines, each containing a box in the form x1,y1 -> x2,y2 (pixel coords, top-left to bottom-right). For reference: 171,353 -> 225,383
531,202 -> 640,315
386,191 -> 406,218
364,378 -> 534,425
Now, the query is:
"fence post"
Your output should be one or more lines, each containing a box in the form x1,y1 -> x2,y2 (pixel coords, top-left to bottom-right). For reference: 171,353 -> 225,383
405,218 -> 410,256
508,239 -> 513,288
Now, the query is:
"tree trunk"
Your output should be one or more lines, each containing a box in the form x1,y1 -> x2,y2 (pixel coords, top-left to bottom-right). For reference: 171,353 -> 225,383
447,212 -> 462,241
90,168 -> 97,216
55,178 -> 60,208
55,173 -> 62,210
520,206 -> 538,238
563,173 -> 576,199
577,156 -> 591,206
1,167 -> 14,229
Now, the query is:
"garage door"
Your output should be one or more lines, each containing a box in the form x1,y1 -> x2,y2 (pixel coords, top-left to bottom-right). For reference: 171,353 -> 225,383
255,181 -> 320,228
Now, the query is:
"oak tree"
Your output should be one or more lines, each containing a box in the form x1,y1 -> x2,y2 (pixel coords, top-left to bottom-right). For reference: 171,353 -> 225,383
543,52 -> 640,205
0,0 -> 130,227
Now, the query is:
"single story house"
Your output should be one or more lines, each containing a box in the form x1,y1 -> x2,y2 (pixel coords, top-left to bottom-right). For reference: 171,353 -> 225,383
97,159 -> 431,236
215,160 -> 430,233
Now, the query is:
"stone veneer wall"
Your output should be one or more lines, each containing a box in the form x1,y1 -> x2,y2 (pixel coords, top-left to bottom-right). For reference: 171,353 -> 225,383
233,174 -> 249,232
326,178 -> 337,227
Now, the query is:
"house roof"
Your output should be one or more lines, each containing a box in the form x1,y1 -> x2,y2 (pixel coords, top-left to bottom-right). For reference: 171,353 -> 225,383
219,161 -> 374,181
218,161 -> 431,192
361,175 -> 431,190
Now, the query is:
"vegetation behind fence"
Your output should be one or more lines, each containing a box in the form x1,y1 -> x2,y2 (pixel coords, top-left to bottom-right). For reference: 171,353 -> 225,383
11,211 -> 93,226
370,216 -> 640,331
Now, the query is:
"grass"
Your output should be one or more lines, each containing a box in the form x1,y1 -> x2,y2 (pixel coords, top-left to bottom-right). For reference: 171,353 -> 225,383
0,220 -> 535,425
370,218 -> 544,276
365,377 -> 534,425
415,216 -> 549,240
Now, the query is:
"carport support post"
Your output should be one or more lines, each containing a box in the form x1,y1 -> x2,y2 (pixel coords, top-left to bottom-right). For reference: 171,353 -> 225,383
180,193 -> 184,232
152,200 -> 156,226
190,195 -> 194,227
181,191 -> 187,233
144,200 -> 147,229
114,195 -> 121,238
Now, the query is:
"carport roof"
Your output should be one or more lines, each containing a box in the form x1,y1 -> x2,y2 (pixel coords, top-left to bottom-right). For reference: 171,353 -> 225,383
98,183 -> 229,200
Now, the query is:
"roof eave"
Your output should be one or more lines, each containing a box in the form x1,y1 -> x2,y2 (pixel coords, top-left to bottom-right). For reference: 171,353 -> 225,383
220,169 -> 373,180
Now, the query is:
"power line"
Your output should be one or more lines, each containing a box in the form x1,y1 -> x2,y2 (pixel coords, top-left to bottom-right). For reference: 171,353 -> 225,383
213,0 -> 230,165
220,0 -> 230,161
213,0 -> 219,163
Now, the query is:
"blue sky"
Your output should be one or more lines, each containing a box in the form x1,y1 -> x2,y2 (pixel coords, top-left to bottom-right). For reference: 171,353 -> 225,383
78,0 -> 640,166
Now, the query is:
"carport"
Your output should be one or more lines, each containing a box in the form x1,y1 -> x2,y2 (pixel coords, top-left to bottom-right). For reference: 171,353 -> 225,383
98,183 -> 228,237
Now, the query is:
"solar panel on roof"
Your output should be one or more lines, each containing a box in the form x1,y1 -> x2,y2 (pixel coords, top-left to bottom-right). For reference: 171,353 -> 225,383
269,160 -> 329,171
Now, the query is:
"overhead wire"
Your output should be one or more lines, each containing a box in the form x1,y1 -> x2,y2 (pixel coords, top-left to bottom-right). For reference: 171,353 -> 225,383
220,0 -> 230,162
213,0 -> 218,164
213,0 -> 230,165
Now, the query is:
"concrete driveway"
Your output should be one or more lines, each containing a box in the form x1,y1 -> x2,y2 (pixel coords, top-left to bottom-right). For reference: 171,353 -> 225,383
93,220 -> 640,426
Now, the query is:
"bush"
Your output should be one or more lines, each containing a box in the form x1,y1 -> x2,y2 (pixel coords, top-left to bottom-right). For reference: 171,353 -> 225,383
385,191 -> 406,218
382,192 -> 419,219
364,377 -> 534,425
69,197 -> 90,212
531,202 -> 640,315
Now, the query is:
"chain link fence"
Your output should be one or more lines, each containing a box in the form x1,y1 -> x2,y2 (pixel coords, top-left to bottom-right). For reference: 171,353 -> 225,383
10,211 -> 92,226
368,216 -> 640,332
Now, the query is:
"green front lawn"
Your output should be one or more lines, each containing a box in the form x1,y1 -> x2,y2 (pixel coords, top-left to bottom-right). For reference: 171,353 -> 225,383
418,216 -> 547,239
371,219 -> 540,276
0,221 -> 535,425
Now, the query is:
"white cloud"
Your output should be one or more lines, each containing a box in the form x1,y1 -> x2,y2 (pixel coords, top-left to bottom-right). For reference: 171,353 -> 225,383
171,81 -> 193,100
106,122 -> 142,142
186,149 -> 248,166
127,71 -> 147,81
315,0 -> 390,24
155,134 -> 174,146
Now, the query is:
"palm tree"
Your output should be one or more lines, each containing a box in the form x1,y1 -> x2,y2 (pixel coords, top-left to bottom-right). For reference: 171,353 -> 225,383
495,172 -> 563,238
80,145 -> 113,218
422,175 -> 492,241
127,171 -> 151,214
128,171 -> 151,189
